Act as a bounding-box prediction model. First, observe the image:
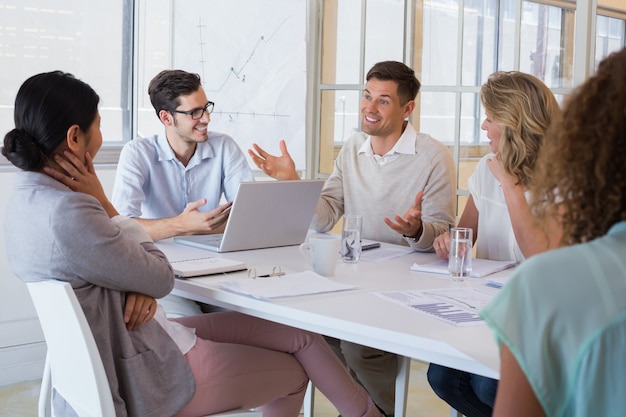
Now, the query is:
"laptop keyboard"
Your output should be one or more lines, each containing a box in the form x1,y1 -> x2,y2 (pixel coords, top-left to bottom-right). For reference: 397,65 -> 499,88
197,234 -> 223,244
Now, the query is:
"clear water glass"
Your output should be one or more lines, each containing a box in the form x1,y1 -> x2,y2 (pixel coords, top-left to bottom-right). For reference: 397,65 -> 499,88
341,215 -> 362,263
448,227 -> 473,281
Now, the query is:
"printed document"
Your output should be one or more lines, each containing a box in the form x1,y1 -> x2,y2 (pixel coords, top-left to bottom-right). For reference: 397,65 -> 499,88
220,271 -> 357,299
375,287 -> 498,326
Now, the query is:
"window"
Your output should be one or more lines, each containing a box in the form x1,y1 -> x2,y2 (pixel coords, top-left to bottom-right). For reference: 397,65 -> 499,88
421,0 -> 575,149
0,1 -> 132,150
519,1 -> 575,89
595,13 -> 626,68
2,0 -> 625,172
317,0 -> 625,217
420,0 -> 580,215
1,0 -> 309,169
136,0 -> 308,171
318,0 -> 407,175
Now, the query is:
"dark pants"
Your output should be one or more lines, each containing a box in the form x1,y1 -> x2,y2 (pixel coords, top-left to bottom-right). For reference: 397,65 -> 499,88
427,364 -> 497,417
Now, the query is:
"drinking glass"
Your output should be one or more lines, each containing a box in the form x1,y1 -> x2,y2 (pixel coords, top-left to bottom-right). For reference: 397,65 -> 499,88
449,227 -> 473,281
341,215 -> 362,263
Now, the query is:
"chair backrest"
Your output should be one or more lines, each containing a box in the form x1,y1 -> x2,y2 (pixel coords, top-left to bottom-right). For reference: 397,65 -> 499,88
27,280 -> 115,417
28,280 -> 262,417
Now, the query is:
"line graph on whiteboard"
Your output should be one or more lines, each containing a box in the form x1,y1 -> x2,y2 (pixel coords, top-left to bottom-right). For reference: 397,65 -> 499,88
172,0 -> 307,168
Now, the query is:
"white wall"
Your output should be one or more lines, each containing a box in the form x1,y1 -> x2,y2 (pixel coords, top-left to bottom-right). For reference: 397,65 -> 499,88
0,165 -> 117,386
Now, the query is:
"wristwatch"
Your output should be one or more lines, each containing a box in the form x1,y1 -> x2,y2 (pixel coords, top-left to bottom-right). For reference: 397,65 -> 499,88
402,222 -> 423,243
402,234 -> 419,243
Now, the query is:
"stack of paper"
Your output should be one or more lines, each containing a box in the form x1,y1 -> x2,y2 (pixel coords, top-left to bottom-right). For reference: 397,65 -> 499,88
410,258 -> 516,278
220,271 -> 357,299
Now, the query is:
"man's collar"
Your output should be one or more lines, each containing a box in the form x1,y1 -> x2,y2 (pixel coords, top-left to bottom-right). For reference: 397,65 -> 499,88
157,133 -> 214,165
358,121 -> 417,156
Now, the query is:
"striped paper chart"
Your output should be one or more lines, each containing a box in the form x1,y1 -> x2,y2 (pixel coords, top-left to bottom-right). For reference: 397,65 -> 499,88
375,287 -> 497,327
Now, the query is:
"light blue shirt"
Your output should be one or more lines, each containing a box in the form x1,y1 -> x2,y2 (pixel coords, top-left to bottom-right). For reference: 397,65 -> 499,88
112,133 -> 254,218
481,221 -> 626,417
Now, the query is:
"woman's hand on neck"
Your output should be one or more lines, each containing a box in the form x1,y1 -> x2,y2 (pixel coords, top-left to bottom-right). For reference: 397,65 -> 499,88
43,150 -> 119,218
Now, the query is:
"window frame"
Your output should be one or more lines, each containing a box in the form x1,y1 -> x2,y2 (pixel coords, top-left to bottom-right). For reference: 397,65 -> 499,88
311,0 -> 626,217
1,0 -> 625,172
0,1 -> 135,166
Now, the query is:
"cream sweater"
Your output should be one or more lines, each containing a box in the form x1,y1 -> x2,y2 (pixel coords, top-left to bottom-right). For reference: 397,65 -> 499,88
312,123 -> 456,251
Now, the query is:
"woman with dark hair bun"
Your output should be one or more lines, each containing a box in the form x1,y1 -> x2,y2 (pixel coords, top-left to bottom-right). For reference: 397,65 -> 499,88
3,70 -> 100,171
2,71 -> 384,417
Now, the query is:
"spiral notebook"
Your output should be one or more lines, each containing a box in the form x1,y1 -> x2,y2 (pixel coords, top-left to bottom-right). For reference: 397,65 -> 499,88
410,258 -> 516,278
169,256 -> 247,278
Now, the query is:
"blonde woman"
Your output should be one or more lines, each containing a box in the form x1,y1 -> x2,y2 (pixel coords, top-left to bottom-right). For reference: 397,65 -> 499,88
428,71 -> 560,417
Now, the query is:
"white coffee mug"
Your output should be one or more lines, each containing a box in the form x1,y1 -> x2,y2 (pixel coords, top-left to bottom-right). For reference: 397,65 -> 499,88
299,234 -> 341,277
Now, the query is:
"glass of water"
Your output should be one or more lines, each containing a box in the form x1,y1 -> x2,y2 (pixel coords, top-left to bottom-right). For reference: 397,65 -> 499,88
448,227 -> 473,281
341,215 -> 362,263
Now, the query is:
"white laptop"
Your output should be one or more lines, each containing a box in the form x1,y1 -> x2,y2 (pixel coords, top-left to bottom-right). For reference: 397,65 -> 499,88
174,180 -> 324,252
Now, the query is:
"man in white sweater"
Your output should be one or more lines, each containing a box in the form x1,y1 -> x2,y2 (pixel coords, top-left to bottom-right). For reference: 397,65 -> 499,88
249,61 -> 455,416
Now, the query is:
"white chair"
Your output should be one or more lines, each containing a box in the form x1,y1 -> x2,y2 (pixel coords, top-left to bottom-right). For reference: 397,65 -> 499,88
27,280 -> 261,417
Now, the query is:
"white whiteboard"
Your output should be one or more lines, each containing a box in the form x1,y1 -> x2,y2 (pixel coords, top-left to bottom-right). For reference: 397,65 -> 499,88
172,0 -> 307,169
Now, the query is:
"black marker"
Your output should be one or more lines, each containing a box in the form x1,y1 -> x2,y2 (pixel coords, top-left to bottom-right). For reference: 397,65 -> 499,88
362,242 -> 381,251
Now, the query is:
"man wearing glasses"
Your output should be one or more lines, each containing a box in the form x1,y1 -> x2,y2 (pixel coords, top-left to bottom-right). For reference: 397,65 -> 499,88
112,69 -> 253,317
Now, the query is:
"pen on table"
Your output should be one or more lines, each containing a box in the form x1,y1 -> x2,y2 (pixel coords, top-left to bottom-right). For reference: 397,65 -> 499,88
361,241 -> 381,251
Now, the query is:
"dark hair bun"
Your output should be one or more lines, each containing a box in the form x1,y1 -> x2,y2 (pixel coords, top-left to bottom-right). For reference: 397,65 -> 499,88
2,128 -> 47,171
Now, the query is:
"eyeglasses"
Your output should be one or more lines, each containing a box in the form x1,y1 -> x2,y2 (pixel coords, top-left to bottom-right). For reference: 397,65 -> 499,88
170,101 -> 214,120
248,266 -> 285,279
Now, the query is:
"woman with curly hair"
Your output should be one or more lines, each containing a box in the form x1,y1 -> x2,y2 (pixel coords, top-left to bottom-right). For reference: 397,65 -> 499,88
427,71 -> 561,417
482,47 -> 626,417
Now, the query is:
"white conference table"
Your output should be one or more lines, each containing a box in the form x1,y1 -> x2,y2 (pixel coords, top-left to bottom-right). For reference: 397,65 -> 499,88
157,239 -> 509,417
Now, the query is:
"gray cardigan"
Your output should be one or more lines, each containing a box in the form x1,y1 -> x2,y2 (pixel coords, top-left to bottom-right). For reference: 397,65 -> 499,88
5,172 -> 194,417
